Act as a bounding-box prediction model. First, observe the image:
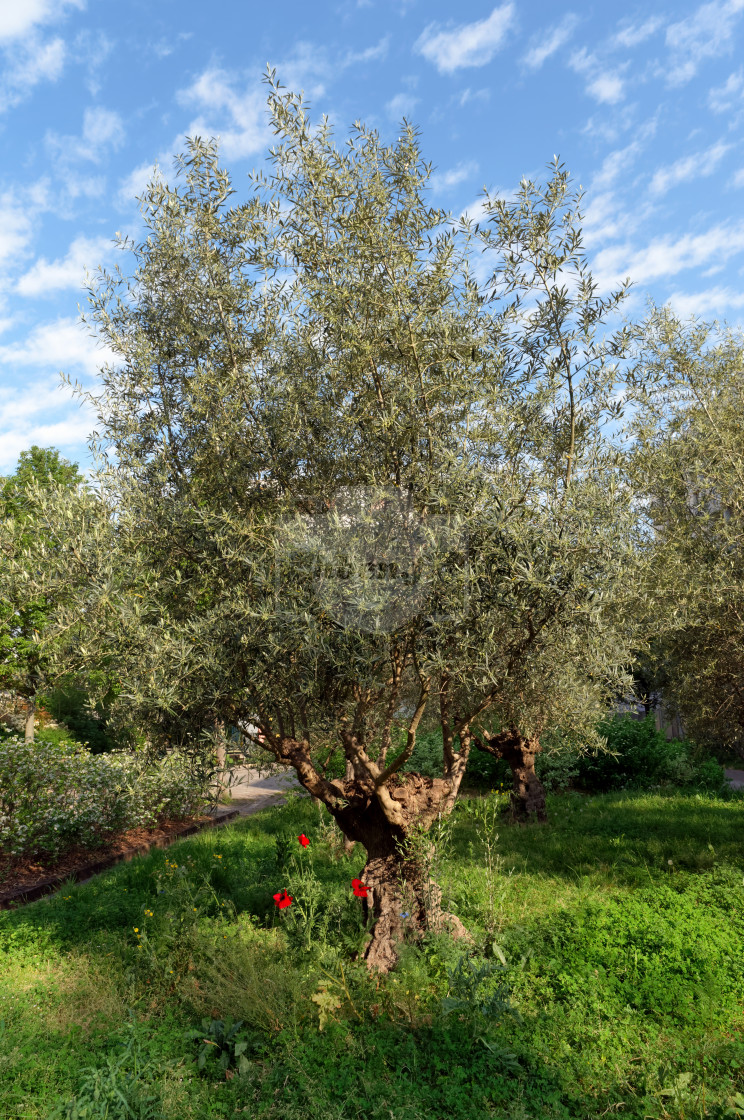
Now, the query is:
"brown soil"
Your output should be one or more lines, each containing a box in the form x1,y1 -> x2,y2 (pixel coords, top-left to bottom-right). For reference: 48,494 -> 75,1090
0,813 -> 232,908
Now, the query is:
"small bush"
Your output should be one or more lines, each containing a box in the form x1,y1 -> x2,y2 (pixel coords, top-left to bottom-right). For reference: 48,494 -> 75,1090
0,737 -> 211,859
40,685 -> 123,755
575,715 -> 725,793
49,1020 -> 164,1120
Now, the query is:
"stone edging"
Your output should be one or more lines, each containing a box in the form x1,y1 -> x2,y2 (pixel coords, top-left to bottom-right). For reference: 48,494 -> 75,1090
0,808 -> 241,912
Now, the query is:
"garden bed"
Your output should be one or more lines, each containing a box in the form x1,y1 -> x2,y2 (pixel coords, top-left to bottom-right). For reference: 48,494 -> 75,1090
0,808 -> 239,909
1,789 -> 742,1119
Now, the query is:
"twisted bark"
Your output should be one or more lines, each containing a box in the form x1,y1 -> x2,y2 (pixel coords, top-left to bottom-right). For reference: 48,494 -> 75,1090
475,728 -> 547,822
268,731 -> 470,970
330,773 -> 471,971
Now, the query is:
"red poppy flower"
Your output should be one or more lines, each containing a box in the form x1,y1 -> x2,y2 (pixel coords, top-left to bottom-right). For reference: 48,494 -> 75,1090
298,834 -> 310,848
351,878 -> 368,898
273,890 -> 293,909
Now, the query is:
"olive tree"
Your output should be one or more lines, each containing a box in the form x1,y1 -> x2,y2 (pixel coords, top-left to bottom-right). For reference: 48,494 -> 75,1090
631,308 -> 744,756
0,447 -> 83,741
15,78 -> 643,969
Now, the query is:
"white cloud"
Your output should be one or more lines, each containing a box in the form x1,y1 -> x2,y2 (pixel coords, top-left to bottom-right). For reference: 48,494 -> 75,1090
584,124 -> 659,247
666,285 -> 744,318
0,0 -> 84,113
73,27 -> 113,95
178,68 -> 269,160
118,159 -> 165,204
569,49 -> 626,104
591,136 -> 646,192
275,41 -> 332,97
583,192 -> 626,247
0,0 -> 83,44
733,167 -> 744,187
344,36 -> 389,65
147,31 -> 191,60
0,34 -> 66,113
709,68 -> 744,112
0,421 -> 86,472
588,72 -> 624,104
46,105 -> 125,175
459,196 -> 490,224
429,160 -> 478,192
385,91 -> 420,119
415,4 -> 515,74
6,35 -> 65,85
0,398 -> 97,475
178,40 -> 371,163
593,219 -> 744,291
649,140 -> 731,196
81,106 -> 124,150
522,14 -> 578,70
580,105 -> 636,145
17,235 -> 111,297
665,0 -> 744,87
0,317 -> 115,376
457,87 -> 490,106
41,106 -> 124,202
61,171 -> 106,199
611,17 -> 663,49
0,193 -> 35,264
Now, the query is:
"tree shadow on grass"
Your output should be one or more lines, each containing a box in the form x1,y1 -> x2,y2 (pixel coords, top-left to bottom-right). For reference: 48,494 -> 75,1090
449,788 -> 744,884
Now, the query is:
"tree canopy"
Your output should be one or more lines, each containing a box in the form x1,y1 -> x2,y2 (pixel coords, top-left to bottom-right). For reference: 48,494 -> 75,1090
9,78 -> 648,966
631,308 -> 744,755
0,446 -> 84,740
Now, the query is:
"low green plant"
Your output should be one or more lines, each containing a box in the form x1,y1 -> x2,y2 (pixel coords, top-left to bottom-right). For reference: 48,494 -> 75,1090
441,953 -> 517,1023
38,684 -> 125,755
0,737 -> 211,860
48,1020 -> 164,1120
186,1017 -> 259,1079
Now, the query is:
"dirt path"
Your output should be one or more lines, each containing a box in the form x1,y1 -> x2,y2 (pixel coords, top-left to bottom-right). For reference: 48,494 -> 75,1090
220,765 -> 305,816
725,768 -> 744,790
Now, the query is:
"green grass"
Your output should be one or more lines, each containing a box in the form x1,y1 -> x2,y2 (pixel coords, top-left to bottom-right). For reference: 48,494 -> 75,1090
0,788 -> 742,1119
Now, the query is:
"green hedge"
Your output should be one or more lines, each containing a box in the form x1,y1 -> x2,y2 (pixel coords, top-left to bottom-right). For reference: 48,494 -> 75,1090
398,717 -> 726,795
0,737 -> 213,859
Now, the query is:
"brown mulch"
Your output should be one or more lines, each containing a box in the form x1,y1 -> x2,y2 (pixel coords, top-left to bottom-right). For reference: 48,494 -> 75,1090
0,812 -> 238,909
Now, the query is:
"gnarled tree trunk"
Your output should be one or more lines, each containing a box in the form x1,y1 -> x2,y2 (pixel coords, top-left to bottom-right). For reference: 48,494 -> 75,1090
475,728 -> 547,822
332,773 -> 471,971
271,734 -> 471,971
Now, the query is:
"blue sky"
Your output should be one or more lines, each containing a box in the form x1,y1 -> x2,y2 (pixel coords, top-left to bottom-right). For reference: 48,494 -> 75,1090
1,0 -> 743,476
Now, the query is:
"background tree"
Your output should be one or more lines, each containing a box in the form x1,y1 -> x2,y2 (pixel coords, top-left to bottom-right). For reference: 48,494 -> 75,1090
631,308 -> 744,757
0,446 -> 83,741
15,79 -> 645,969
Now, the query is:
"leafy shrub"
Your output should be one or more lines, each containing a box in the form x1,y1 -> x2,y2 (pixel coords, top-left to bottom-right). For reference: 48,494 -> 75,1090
0,737 -> 211,859
535,729 -> 583,792
400,728 -> 444,777
400,728 -> 511,789
575,716 -> 725,793
39,685 -> 123,755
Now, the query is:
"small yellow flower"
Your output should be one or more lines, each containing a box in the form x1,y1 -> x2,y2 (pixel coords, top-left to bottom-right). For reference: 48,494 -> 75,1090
133,927 -> 139,932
